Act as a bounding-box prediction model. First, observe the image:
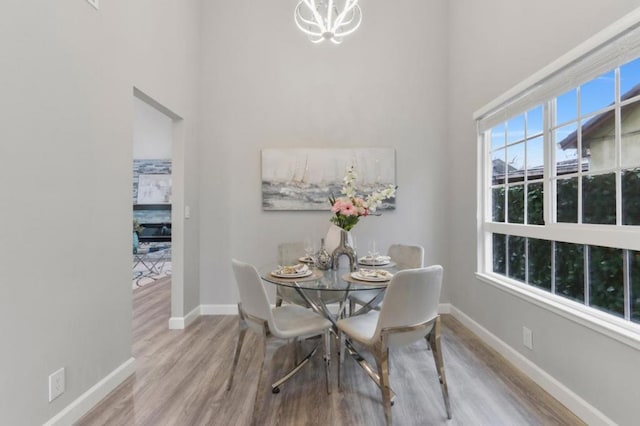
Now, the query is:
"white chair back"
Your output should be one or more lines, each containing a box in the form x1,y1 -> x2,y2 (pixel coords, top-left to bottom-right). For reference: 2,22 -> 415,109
232,259 -> 275,333
388,244 -> 424,270
375,265 -> 443,347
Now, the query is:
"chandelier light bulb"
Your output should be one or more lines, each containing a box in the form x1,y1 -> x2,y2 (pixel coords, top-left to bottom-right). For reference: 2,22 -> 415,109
294,0 -> 362,44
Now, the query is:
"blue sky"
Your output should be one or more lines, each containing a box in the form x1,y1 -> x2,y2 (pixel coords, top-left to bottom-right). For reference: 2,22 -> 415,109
491,56 -> 640,177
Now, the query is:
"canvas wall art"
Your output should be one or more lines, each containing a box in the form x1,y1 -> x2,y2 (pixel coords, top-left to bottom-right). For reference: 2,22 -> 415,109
137,174 -> 172,204
261,148 -> 396,211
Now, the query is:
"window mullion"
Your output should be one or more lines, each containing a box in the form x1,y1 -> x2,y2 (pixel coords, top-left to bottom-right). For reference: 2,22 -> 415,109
544,101 -> 553,225
615,67 -> 623,226
584,245 -> 590,306
624,249 -> 631,321
551,240 -> 556,294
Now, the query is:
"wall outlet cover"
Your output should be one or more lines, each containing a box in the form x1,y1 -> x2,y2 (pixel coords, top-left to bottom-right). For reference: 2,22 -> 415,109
48,367 -> 65,402
522,326 -> 533,350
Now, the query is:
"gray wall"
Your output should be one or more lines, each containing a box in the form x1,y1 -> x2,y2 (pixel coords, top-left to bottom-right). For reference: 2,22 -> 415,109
2,0 -> 640,424
447,1 -> 640,424
198,0 -> 451,305
0,1 -> 201,424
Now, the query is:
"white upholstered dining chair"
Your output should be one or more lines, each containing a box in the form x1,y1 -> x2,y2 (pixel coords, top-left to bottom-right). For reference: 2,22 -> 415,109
337,265 -> 451,425
348,243 -> 424,315
227,259 -> 333,411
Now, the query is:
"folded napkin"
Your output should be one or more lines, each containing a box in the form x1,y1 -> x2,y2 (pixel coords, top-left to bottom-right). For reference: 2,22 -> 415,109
278,263 -> 309,275
358,268 -> 392,279
360,255 -> 391,263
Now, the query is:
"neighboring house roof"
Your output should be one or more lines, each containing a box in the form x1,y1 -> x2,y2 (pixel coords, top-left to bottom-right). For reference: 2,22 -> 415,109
492,158 -> 516,176
559,82 -> 640,150
492,159 -> 586,184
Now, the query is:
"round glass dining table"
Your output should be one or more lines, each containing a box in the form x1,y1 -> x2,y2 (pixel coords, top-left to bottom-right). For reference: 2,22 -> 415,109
259,263 -> 399,400
259,263 -> 397,326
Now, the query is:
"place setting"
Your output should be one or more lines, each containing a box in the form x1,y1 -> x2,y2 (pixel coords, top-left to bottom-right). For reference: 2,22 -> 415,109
347,267 -> 394,284
271,263 -> 314,279
358,240 -> 396,267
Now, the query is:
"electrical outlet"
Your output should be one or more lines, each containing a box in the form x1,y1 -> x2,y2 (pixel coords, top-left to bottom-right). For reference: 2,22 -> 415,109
522,327 -> 533,350
48,368 -> 65,402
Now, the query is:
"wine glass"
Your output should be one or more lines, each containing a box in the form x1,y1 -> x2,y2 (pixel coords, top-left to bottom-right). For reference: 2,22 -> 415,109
304,237 -> 315,262
368,240 -> 379,263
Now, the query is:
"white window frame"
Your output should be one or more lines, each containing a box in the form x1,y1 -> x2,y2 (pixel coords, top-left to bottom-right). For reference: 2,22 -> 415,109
474,8 -> 640,350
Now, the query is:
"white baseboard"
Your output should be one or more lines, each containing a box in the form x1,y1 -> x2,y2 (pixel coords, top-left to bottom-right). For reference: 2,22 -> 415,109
449,305 -> 613,426
44,357 -> 135,426
168,305 -> 200,329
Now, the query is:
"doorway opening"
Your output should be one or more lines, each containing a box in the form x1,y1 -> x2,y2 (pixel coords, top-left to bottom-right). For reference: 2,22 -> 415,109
132,88 -> 184,329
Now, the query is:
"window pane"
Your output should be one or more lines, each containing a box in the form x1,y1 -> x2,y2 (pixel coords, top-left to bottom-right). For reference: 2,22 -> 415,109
492,186 -> 505,222
526,136 -> 544,179
581,113 -> 615,172
621,100 -> 640,169
493,233 -> 506,274
527,182 -> 544,225
556,177 -> 578,223
556,89 -> 578,125
526,105 -> 543,138
507,142 -> 525,183
620,57 -> 640,100
630,250 -> 640,324
582,173 -> 616,224
555,242 -> 584,303
555,123 -> 578,175
507,114 -> 525,144
508,235 -> 526,282
622,168 -> 640,225
492,148 -> 506,184
491,123 -> 506,150
508,185 -> 525,223
528,238 -> 551,290
588,245 -> 624,317
580,71 -> 615,116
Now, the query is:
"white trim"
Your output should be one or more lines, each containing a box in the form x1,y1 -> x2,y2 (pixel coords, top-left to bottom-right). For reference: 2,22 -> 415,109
476,272 -> 640,351
168,305 -> 200,329
448,305 -> 614,426
43,357 -> 135,426
200,304 -> 239,316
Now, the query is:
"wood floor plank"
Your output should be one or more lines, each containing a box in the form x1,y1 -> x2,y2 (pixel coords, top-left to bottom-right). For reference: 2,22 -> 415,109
77,280 -> 584,426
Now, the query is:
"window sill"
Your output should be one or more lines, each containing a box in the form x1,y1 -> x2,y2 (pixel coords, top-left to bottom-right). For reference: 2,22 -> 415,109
475,272 -> 640,351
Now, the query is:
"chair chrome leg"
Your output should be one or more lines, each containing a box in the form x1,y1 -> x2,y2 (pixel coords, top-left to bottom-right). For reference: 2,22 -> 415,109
344,339 -> 396,401
429,317 -> 451,419
349,299 -> 355,316
338,331 -> 345,390
322,331 -> 331,394
375,346 -> 392,425
251,339 -> 271,426
227,304 -> 248,391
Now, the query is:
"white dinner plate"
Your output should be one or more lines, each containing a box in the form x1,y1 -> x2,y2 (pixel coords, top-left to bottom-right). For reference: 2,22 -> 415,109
351,271 -> 393,282
271,269 -> 313,279
358,258 -> 391,266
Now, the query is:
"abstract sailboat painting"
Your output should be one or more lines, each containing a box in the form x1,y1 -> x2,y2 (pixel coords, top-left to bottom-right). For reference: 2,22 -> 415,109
261,148 -> 396,211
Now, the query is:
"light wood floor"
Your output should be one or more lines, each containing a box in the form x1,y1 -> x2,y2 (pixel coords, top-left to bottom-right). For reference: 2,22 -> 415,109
77,279 -> 584,426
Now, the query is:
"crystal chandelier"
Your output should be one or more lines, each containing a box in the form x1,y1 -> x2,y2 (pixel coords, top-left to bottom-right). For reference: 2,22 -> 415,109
294,0 -> 362,45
